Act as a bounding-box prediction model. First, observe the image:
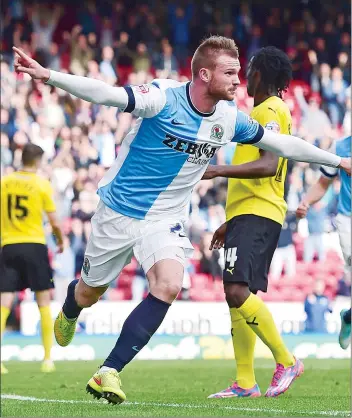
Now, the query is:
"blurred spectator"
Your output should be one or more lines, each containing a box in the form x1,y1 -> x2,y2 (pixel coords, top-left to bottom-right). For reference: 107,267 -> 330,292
46,42 -> 61,72
337,273 -> 351,297
294,86 -> 333,145
168,4 -> 193,64
343,86 -> 351,136
99,46 -> 118,84
321,67 -> 349,127
155,43 -> 178,77
304,199 -> 329,263
1,132 -> 13,170
70,26 -> 94,76
140,12 -> 162,52
246,24 -> 265,62
69,218 -> 87,276
131,43 -> 151,74
304,280 -> 332,333
31,4 -> 62,53
337,52 -> 351,84
51,235 -> 75,304
131,264 -> 148,301
270,212 -> 297,280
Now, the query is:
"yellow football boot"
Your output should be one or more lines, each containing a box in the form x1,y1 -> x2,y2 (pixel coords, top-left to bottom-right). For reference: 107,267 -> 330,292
41,359 -> 56,373
86,367 -> 126,404
54,310 -> 77,347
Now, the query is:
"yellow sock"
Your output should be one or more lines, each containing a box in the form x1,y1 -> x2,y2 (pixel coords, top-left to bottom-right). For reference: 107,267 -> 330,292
1,306 -> 10,337
237,294 -> 294,368
39,306 -> 53,361
230,308 -> 257,389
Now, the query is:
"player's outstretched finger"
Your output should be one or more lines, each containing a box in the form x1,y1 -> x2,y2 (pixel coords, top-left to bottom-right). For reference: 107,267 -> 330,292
12,46 -> 31,61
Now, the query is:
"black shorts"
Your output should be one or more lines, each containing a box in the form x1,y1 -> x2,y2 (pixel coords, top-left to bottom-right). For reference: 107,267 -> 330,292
223,215 -> 281,293
0,243 -> 54,292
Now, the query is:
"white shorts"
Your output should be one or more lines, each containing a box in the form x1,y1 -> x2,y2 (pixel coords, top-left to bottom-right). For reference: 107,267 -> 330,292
335,213 -> 351,268
81,201 -> 194,287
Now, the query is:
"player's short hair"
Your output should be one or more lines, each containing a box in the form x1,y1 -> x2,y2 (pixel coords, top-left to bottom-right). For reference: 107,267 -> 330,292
22,143 -> 44,166
191,36 -> 239,79
250,46 -> 292,98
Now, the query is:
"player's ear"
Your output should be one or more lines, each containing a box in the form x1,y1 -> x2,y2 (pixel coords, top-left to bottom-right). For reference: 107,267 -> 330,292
199,68 -> 211,83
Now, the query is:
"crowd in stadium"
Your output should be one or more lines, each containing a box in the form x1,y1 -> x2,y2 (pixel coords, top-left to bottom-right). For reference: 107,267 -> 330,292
1,0 -> 351,306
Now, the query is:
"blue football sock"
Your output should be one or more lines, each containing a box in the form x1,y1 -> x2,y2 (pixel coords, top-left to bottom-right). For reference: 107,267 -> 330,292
343,308 -> 351,324
103,293 -> 171,371
62,279 -> 82,320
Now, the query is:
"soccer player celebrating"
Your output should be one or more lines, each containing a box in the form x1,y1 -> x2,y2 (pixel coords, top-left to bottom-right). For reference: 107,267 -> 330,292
296,135 -> 351,350
205,47 -> 301,399
12,38 -> 350,404
1,144 -> 64,374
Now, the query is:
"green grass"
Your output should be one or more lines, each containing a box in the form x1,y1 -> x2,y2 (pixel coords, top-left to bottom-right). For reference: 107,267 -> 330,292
1,359 -> 350,417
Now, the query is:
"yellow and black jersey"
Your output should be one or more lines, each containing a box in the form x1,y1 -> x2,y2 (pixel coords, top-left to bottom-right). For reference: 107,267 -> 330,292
1,171 -> 56,246
226,96 -> 292,226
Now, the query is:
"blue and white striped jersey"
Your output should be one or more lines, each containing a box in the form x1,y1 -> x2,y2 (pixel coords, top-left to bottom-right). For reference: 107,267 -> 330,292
98,79 -> 264,220
320,136 -> 351,216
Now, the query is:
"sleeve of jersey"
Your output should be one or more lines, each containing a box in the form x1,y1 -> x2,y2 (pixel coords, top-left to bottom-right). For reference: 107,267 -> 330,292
43,181 -> 56,213
320,142 -> 339,178
123,84 -> 167,118
46,71 -> 165,117
231,110 -> 264,144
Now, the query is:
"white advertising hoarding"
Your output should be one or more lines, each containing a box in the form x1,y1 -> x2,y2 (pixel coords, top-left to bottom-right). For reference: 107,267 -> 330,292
20,299 -> 350,337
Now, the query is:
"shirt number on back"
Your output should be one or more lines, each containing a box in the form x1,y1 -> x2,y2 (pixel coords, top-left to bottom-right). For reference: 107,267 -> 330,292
7,194 -> 29,221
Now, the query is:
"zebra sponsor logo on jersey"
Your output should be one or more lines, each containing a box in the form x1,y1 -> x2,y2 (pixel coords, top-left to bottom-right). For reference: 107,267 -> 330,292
162,134 -> 217,165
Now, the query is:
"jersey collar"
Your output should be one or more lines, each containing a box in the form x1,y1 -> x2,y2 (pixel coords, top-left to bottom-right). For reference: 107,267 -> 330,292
186,82 -> 216,117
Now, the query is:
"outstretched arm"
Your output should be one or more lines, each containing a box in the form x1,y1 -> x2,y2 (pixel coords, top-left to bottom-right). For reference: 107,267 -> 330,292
233,110 -> 350,175
13,47 -> 166,117
254,128 -> 350,173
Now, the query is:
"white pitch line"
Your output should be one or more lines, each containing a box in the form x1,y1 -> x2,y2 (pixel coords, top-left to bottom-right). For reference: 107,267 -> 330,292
1,394 -> 349,417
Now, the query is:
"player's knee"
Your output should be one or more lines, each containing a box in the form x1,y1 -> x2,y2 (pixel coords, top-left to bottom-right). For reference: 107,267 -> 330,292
224,282 -> 250,308
151,280 -> 182,304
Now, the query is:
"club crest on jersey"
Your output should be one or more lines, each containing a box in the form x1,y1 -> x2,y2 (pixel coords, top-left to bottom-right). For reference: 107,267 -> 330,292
210,124 -> 224,140
265,121 -> 280,133
82,257 -> 90,276
137,84 -> 150,94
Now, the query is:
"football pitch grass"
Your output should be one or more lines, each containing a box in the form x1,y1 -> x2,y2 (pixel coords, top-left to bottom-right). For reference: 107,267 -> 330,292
1,359 -> 350,417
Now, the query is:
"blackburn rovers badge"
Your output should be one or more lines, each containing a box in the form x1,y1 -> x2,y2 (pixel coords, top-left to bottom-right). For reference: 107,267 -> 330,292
83,257 -> 90,276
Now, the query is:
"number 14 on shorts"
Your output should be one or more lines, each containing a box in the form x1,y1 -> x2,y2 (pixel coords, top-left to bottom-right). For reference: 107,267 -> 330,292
225,247 -> 238,268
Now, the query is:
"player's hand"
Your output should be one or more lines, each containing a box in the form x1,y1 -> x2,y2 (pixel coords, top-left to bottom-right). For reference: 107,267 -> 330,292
296,202 -> 310,219
210,222 -> 227,250
57,242 -> 64,254
202,165 -> 219,180
13,47 -> 50,81
338,158 -> 351,176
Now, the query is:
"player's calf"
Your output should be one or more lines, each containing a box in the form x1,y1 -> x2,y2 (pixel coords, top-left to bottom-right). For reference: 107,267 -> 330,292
55,279 -> 107,347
